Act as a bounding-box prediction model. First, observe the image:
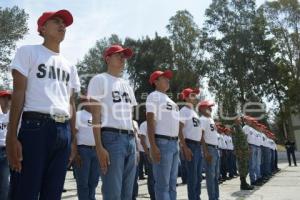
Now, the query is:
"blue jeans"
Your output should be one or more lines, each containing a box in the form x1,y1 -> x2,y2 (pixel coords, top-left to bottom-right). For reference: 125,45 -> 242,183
0,147 -> 9,200
145,156 -> 155,200
185,142 -> 203,200
204,146 -> 219,200
227,150 -> 235,177
9,118 -> 71,200
256,146 -> 262,180
261,146 -> 271,177
100,131 -> 136,200
179,151 -> 187,183
73,145 -> 100,200
153,138 -> 179,200
271,150 -> 275,172
132,165 -> 139,200
249,144 -> 258,183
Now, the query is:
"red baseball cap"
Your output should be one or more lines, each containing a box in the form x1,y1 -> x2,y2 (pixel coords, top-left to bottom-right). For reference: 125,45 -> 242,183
37,9 -> 73,33
103,45 -> 133,59
180,88 -> 200,100
0,90 -> 12,97
198,100 -> 215,109
149,70 -> 173,85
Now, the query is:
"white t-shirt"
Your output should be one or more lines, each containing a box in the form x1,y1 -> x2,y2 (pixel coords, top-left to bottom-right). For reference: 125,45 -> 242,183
139,121 -> 150,148
261,133 -> 268,147
76,110 -> 95,146
225,135 -> 234,150
0,112 -> 9,147
133,120 -> 144,152
10,45 -> 80,116
217,133 -> 227,149
88,73 -> 137,131
255,131 -> 263,146
243,125 -> 258,146
179,106 -> 203,141
200,116 -> 218,146
269,139 -> 275,150
146,91 -> 179,137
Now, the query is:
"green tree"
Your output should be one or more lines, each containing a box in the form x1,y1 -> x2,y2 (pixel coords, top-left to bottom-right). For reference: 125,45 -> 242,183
203,0 -> 268,120
0,6 -> 28,88
262,0 -> 300,112
125,34 -> 174,121
166,10 -> 206,98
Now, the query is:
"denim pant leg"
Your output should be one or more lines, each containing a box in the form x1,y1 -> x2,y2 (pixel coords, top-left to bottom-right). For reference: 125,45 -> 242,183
0,147 -> 9,200
186,143 -> 202,200
88,150 -> 100,200
215,148 -> 220,200
266,148 -> 272,176
9,119 -> 71,200
132,166 -> 139,200
256,146 -> 262,179
204,146 -> 219,200
146,158 -> 155,200
169,143 -> 179,200
153,139 -> 178,200
263,147 -> 269,177
121,136 -> 137,200
74,146 -> 100,200
249,145 -> 257,183
227,150 -> 234,177
39,122 -> 71,200
101,132 -> 136,200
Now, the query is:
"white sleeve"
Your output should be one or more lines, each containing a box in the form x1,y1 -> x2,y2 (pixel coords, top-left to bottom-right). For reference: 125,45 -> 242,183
133,121 -> 140,134
199,117 -> 209,134
10,46 -> 32,77
129,86 -> 138,106
70,66 -> 81,92
75,112 -> 80,130
146,93 -> 158,116
88,75 -> 105,102
139,123 -> 147,136
179,109 -> 187,124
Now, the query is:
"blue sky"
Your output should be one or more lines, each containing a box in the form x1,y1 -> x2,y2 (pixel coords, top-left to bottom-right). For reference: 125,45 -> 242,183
1,0 -> 267,65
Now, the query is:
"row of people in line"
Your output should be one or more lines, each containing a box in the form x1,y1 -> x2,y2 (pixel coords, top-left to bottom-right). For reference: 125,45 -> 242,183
2,8 -> 280,200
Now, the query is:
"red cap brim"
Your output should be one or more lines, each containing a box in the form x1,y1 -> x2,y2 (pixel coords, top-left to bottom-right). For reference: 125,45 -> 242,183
161,70 -> 173,79
113,48 -> 133,58
38,9 -> 73,32
0,90 -> 12,97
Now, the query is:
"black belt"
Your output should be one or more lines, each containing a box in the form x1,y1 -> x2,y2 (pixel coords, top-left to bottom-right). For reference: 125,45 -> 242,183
78,145 -> 96,149
22,111 -> 70,123
155,134 -> 178,141
249,143 -> 259,147
185,138 -> 201,145
101,127 -> 134,135
0,146 -> 5,151
206,143 -> 218,148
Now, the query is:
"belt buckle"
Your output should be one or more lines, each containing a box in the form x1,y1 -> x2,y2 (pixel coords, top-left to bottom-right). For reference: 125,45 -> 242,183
53,115 -> 68,123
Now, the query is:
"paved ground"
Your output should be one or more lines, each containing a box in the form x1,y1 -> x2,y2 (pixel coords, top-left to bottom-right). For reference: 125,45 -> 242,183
62,162 -> 299,200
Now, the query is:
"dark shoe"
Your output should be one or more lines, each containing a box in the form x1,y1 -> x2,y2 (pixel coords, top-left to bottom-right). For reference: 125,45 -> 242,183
240,177 -> 254,190
62,188 -> 67,193
241,183 -> 254,190
254,180 -> 263,186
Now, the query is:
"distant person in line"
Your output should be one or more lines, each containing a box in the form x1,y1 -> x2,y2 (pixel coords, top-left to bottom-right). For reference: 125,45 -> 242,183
285,139 -> 297,167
